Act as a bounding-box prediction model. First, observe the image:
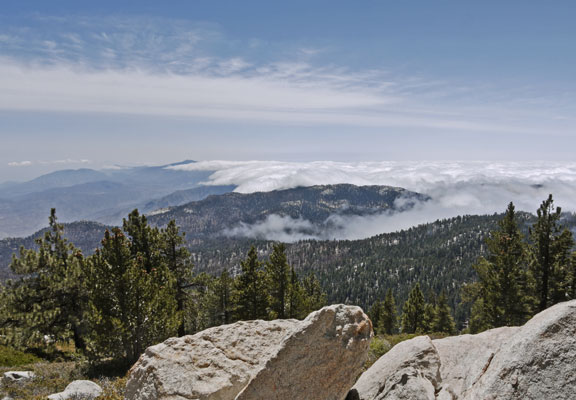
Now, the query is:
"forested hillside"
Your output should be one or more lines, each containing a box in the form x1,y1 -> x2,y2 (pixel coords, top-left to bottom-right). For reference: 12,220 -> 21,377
148,184 -> 428,239
187,214 -> 507,324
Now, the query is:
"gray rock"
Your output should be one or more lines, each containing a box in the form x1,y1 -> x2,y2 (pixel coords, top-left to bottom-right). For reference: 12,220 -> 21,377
463,300 -> 576,400
126,304 -> 372,400
47,380 -> 102,400
349,299 -> 576,400
2,371 -> 35,383
433,326 -> 519,398
350,336 -> 440,400
236,304 -> 372,400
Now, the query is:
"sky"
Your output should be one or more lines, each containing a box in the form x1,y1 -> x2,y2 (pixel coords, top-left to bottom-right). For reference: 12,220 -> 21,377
1,1 -> 576,181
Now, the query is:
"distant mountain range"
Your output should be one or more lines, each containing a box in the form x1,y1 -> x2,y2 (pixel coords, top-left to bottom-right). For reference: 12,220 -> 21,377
0,161 -> 234,238
0,183 -> 427,278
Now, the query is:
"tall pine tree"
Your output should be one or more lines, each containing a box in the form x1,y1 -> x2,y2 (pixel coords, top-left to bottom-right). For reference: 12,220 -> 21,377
401,283 -> 426,334
378,289 -> 397,335
87,226 -> 179,366
529,195 -> 574,311
235,246 -> 268,320
266,243 -> 291,319
4,209 -> 88,351
472,202 -> 531,329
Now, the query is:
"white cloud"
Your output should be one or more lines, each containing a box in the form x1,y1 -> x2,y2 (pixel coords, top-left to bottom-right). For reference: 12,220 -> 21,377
7,159 -> 91,167
171,160 -> 576,241
8,161 -> 32,167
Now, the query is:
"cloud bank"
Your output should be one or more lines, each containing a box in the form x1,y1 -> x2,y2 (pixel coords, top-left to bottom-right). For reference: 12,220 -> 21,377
171,161 -> 576,241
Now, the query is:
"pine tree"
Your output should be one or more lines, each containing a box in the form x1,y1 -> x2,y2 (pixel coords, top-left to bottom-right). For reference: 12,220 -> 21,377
421,303 -> 437,333
401,283 -> 426,333
4,209 -> 88,351
214,269 -> 235,325
434,292 -> 456,334
235,247 -> 268,320
368,301 -> 383,330
265,243 -> 291,319
379,289 -> 397,335
86,227 -> 179,365
160,220 -> 193,336
286,267 -> 307,319
301,272 -> 327,313
529,195 -> 574,311
471,202 -> 531,329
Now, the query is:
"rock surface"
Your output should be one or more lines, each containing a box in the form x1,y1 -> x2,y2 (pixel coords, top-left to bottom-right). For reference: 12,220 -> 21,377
2,371 -> 35,383
47,380 -> 102,400
350,299 -> 576,400
125,304 -> 372,400
349,336 -> 440,400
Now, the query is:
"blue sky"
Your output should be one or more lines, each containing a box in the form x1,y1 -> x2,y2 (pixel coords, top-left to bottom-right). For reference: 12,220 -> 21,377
1,1 -> 575,181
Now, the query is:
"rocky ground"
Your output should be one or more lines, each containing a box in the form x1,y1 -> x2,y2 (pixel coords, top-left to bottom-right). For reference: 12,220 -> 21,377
2,300 -> 575,399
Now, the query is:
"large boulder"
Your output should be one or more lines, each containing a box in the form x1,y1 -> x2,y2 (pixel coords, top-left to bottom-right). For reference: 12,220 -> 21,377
463,300 -> 576,400
348,336 -> 440,400
125,304 -> 373,400
350,299 -> 576,400
433,326 -> 519,399
47,380 -> 102,400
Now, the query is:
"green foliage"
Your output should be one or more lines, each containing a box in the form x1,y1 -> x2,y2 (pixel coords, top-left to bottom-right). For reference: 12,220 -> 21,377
529,195 -> 574,311
467,197 -> 576,332
3,209 -> 88,351
368,301 -> 383,330
434,292 -> 456,334
234,246 -> 269,320
469,202 -> 532,331
160,220 -> 194,336
401,283 -> 426,333
0,345 -> 41,367
265,243 -> 291,319
86,221 -> 179,366
378,289 -> 397,335
300,272 -> 327,313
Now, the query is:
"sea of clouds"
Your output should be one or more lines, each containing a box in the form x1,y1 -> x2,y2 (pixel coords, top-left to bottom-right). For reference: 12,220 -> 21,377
169,161 -> 576,241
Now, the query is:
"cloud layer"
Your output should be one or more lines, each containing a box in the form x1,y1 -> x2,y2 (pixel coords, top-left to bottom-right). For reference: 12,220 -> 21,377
171,161 -> 576,241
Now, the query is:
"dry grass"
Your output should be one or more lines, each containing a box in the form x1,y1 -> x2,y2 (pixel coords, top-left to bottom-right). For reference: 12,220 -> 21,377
0,361 -> 125,400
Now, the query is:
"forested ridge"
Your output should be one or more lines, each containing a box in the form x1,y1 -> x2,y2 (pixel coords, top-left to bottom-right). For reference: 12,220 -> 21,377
1,195 -> 575,372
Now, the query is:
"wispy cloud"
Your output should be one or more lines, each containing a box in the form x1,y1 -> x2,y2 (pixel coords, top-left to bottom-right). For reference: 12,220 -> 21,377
7,159 -> 91,167
8,161 -> 32,167
0,15 -> 574,135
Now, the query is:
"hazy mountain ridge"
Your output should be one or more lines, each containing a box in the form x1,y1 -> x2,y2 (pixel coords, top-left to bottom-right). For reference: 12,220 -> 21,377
148,184 -> 428,240
0,220 -> 110,280
0,161 -> 222,238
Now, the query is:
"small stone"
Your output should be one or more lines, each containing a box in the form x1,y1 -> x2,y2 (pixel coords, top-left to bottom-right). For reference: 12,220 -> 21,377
47,380 -> 102,400
2,371 -> 35,383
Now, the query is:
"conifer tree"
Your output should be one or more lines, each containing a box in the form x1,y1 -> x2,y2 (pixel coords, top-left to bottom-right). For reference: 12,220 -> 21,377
368,301 -> 383,331
378,289 -> 397,335
472,202 -> 531,329
401,283 -> 426,333
529,195 -> 574,311
4,209 -> 88,351
235,246 -> 268,320
301,272 -> 327,313
214,269 -> 235,325
86,226 -> 179,365
434,292 -> 456,334
421,302 -> 437,333
266,243 -> 291,319
286,267 -> 307,319
160,220 -> 193,336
